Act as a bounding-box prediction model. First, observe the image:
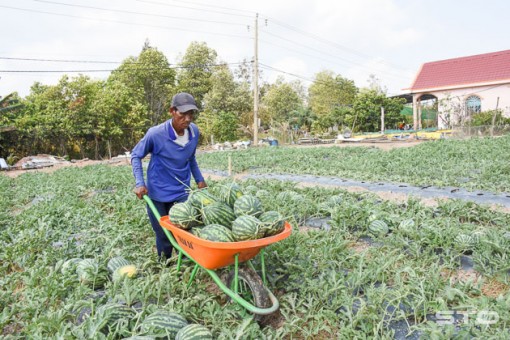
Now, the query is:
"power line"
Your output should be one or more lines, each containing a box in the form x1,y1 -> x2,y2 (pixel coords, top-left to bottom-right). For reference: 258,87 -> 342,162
0,5 -> 251,39
0,56 -> 120,64
135,0 -> 253,18
261,14 -> 413,73
0,62 -> 245,73
260,29 -> 409,80
30,0 -> 248,26
157,0 -> 255,15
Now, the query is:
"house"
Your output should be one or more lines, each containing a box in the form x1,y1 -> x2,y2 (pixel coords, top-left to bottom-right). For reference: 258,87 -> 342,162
402,49 -> 510,130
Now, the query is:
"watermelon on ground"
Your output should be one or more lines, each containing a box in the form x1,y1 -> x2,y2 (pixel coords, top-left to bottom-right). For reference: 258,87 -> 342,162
95,303 -> 136,333
139,310 -> 188,338
368,220 -> 389,237
176,323 -> 213,340
107,256 -> 131,274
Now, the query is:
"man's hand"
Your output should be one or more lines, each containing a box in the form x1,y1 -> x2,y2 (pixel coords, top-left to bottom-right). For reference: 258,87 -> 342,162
197,181 -> 207,189
134,186 -> 148,199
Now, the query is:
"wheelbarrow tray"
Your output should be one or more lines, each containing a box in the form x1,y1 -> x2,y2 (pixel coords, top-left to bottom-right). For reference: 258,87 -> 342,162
160,216 -> 292,270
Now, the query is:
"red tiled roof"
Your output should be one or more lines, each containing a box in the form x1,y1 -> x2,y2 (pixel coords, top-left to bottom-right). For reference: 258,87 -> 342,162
410,49 -> 510,91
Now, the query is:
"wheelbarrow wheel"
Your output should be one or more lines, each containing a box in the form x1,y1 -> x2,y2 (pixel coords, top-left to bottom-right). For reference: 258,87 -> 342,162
226,266 -> 272,325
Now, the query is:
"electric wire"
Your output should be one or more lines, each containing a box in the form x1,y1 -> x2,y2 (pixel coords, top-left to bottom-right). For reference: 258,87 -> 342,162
134,0 -> 253,18
30,0 -> 248,26
0,5 -> 251,39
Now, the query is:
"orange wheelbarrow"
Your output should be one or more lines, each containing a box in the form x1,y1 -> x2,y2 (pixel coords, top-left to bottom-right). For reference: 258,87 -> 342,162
144,196 -> 292,321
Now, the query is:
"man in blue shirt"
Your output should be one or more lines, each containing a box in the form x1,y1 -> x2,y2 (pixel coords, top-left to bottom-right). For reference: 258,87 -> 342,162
131,92 -> 207,260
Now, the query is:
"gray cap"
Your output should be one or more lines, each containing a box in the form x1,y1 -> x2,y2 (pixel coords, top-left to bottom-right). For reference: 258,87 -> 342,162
171,92 -> 198,112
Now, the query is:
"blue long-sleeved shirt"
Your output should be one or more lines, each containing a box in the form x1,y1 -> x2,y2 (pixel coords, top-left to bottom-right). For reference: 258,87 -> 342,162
131,120 -> 204,202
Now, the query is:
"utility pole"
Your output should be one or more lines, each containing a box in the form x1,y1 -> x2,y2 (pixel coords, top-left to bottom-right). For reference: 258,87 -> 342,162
380,106 -> 385,133
253,13 -> 259,146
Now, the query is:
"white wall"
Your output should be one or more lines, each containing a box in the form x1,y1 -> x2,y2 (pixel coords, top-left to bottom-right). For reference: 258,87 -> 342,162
421,83 -> 510,129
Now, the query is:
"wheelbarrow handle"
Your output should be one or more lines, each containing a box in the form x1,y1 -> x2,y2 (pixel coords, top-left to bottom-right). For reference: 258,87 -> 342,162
143,195 -> 161,220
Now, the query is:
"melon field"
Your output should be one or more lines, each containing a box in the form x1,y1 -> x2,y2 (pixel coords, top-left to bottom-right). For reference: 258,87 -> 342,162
1,137 -> 510,339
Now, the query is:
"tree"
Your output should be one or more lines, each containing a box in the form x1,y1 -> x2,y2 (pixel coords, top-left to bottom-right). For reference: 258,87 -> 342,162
351,89 -> 405,132
198,64 -> 251,143
308,70 -> 357,117
109,43 -> 175,126
260,76 -> 304,126
176,42 -> 218,109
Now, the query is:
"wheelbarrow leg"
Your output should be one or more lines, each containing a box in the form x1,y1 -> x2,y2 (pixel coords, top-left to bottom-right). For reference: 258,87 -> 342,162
187,263 -> 200,288
177,251 -> 183,271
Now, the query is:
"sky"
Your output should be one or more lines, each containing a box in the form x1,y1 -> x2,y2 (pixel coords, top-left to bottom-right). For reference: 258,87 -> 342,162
0,0 -> 509,98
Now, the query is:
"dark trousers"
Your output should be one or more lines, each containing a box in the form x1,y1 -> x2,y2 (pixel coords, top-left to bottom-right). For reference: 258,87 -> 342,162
146,200 -> 177,259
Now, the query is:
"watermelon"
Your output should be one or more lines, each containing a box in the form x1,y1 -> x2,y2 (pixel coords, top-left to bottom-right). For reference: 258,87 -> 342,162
112,265 -> 138,282
189,226 -> 204,238
139,310 -> 188,338
243,185 -> 258,195
201,202 -> 236,228
176,324 -> 213,340
188,189 -> 218,209
233,195 -> 263,217
76,259 -> 106,288
318,195 -> 343,214
199,224 -> 235,242
259,211 -> 285,237
218,182 -> 243,207
232,215 -> 262,241
397,219 -> 415,234
95,303 -> 136,332
455,234 -> 475,250
255,189 -> 270,199
368,220 -> 389,236
276,190 -> 302,202
107,256 -> 131,274
169,202 -> 200,230
61,258 -> 82,275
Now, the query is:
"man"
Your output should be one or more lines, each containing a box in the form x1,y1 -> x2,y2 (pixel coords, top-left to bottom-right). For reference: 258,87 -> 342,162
131,92 -> 207,260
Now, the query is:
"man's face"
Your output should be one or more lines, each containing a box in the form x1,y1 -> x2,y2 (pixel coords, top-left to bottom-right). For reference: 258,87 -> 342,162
170,107 -> 195,131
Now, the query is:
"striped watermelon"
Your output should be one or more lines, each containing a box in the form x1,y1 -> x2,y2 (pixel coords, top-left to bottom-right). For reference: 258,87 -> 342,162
232,215 -> 262,241
169,202 -> 200,230
76,259 -> 106,288
95,303 -> 136,331
139,310 -> 188,338
201,202 -> 236,228
255,189 -> 270,199
368,220 -> 389,236
259,211 -> 285,237
188,189 -> 218,209
199,224 -> 235,242
176,323 -> 213,340
455,234 -> 475,250
61,258 -> 82,274
233,195 -> 263,217
243,185 -> 258,195
398,219 -> 415,234
276,190 -> 302,202
107,256 -> 131,274
189,226 -> 204,238
218,182 -> 243,207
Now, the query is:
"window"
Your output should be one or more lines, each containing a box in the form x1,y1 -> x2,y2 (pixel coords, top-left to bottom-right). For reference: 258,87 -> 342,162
466,95 -> 481,114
